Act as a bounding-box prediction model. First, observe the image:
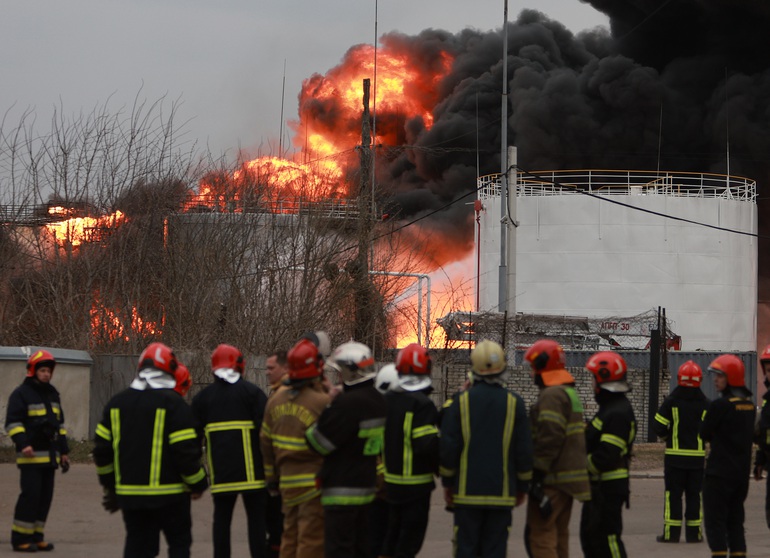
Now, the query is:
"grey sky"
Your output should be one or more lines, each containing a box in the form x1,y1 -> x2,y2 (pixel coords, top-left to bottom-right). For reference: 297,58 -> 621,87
0,0 -> 608,160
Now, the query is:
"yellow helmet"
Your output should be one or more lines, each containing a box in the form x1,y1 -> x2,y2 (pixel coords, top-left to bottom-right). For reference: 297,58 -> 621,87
470,340 -> 506,376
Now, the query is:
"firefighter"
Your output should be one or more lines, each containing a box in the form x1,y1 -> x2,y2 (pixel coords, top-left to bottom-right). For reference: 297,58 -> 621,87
305,341 -> 388,558
5,349 -> 70,553
579,351 -> 636,558
652,360 -> 709,543
93,342 -> 208,557
440,339 -> 533,558
263,350 -> 289,558
523,339 -> 590,558
379,344 -> 439,558
259,338 -> 330,558
755,345 -> 770,530
191,344 -> 269,558
701,354 -> 755,558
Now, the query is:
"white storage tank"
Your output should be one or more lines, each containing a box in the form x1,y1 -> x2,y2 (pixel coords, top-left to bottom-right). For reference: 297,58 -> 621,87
476,170 -> 757,351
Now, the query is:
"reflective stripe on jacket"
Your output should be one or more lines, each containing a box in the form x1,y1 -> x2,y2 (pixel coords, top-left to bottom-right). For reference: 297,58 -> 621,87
93,384 -> 208,508
440,382 -> 533,508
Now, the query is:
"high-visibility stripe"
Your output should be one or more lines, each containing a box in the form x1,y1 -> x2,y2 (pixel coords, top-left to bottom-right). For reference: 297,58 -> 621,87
169,428 -> 197,444
96,463 -> 114,475
182,468 -> 206,485
205,420 -> 255,432
654,413 -> 670,426
271,434 -> 309,451
111,408 -> 122,483
283,488 -> 321,507
402,412 -> 414,477
412,424 -> 438,438
600,433 -> 627,452
279,473 -> 317,488
211,480 -> 266,493
7,425 -> 25,436
664,448 -> 706,457
116,484 -> 186,496
539,409 -> 567,428
12,520 -> 36,535
384,472 -> 434,485
27,408 -> 47,417
672,408 -> 680,449
306,425 -> 335,455
150,409 -> 166,486
608,534 -> 622,558
501,394 -> 516,498
453,494 -> 517,506
458,392 -> 471,497
95,423 -> 112,441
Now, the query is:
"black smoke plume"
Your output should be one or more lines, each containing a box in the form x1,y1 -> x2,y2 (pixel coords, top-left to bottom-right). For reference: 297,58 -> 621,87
358,1 -> 770,297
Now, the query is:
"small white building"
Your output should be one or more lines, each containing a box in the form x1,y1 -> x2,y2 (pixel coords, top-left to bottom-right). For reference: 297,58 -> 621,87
476,169 -> 757,351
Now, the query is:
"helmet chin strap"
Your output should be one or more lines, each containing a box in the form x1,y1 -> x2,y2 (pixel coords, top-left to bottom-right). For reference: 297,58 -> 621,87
213,368 -> 242,384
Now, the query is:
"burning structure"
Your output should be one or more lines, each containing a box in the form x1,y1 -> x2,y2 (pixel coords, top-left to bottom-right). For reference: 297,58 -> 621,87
1,1 -> 768,354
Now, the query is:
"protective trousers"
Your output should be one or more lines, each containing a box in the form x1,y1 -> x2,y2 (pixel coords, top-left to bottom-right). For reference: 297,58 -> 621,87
660,465 -> 703,542
324,504 -> 371,558
213,490 -> 267,558
579,486 -> 627,558
121,497 -> 192,558
453,507 -> 512,558
280,495 -> 324,558
703,475 -> 749,557
524,487 -> 573,558
380,494 -> 431,558
266,491 -> 284,557
11,467 -> 55,546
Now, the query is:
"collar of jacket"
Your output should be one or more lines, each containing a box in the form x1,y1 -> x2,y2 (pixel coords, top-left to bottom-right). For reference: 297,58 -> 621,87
540,369 -> 575,387
131,369 -> 176,390
214,368 -> 242,384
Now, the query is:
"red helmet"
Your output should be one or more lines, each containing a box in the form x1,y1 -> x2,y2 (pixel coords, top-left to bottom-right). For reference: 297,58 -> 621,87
174,363 -> 192,396
524,340 -> 566,373
760,345 -> 770,364
677,360 -> 702,387
708,354 -> 745,388
27,349 -> 56,378
287,338 -> 323,381
395,343 -> 432,375
211,344 -> 245,374
585,351 -> 629,392
138,342 -> 178,374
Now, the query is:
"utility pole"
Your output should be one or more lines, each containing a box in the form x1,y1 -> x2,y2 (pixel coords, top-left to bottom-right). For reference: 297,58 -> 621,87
353,78 -> 375,347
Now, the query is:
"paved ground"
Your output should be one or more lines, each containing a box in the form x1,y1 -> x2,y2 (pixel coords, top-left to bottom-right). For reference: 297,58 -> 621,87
0,464 -> 767,556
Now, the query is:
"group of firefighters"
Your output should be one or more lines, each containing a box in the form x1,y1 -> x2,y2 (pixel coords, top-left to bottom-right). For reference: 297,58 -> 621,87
4,338 -> 770,558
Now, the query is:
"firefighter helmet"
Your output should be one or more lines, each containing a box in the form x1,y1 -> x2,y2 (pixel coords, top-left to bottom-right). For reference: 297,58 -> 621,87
287,338 -> 324,381
585,351 -> 629,392
138,342 -> 178,374
174,363 -> 192,396
470,340 -> 506,376
395,343 -> 432,376
26,349 -> 56,378
329,341 -> 376,386
375,364 -> 401,394
524,339 -> 566,373
211,344 -> 245,374
677,360 -> 702,388
708,354 -> 745,388
300,330 -> 332,359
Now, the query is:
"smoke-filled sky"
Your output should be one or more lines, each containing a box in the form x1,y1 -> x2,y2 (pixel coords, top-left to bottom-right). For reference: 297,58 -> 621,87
3,0 -> 770,297
0,0 -> 606,159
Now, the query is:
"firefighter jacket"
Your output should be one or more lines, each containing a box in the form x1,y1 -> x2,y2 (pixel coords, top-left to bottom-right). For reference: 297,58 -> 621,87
5,377 -> 69,468
93,377 -> 208,510
439,381 -> 533,508
700,386 -> 755,481
382,389 -> 439,503
755,389 -> 770,468
530,376 -> 590,502
259,379 -> 330,507
305,379 -> 387,506
191,375 -> 268,494
653,386 -> 709,469
585,390 -> 636,495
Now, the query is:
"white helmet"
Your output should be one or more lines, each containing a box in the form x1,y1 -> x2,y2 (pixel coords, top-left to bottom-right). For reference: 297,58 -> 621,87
375,364 -> 402,394
330,341 -> 376,386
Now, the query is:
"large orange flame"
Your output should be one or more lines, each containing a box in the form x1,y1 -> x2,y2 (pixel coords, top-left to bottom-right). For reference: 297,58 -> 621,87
46,209 -> 125,247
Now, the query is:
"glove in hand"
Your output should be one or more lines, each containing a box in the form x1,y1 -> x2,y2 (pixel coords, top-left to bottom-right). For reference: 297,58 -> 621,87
102,489 -> 120,513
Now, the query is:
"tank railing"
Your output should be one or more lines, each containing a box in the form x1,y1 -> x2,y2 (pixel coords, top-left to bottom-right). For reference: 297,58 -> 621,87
181,196 -> 365,219
478,170 -> 756,202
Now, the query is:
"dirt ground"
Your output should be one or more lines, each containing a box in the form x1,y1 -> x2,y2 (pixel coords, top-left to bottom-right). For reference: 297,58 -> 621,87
0,445 -> 767,557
